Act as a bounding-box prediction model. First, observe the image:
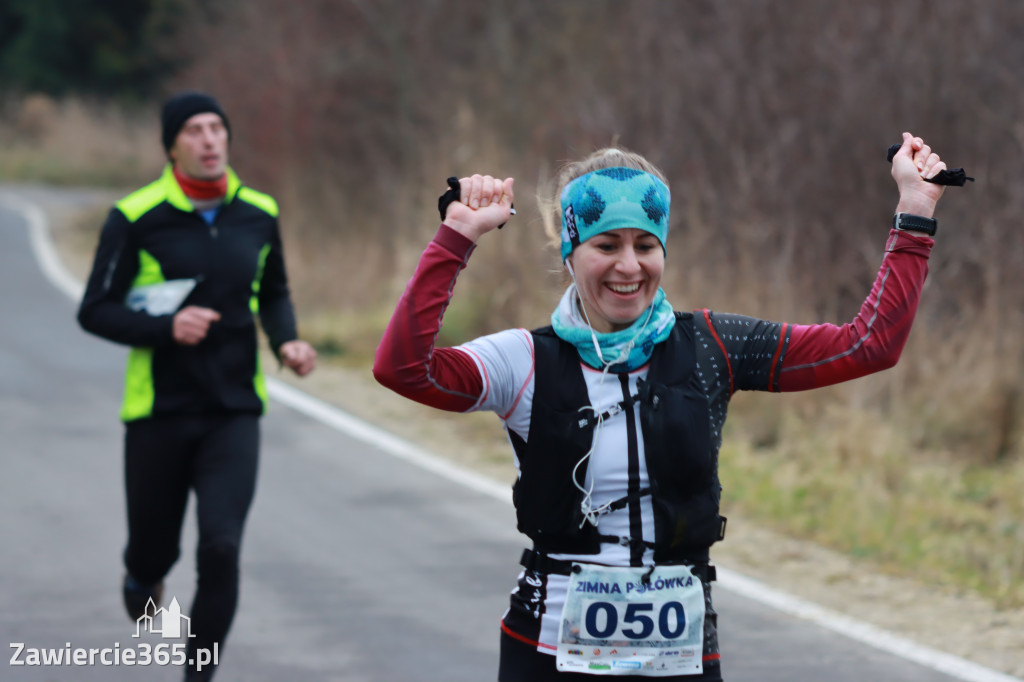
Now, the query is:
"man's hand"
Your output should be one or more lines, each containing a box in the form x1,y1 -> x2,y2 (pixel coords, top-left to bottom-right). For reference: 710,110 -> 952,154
172,306 -> 221,346
442,174 -> 515,242
280,340 -> 317,377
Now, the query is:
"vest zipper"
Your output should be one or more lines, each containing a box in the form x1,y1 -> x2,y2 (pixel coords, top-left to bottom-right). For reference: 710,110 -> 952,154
619,373 -> 645,567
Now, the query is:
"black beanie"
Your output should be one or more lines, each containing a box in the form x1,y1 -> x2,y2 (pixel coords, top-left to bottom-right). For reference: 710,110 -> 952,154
161,91 -> 230,154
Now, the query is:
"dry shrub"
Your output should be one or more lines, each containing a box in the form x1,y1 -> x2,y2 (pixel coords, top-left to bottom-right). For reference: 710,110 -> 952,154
6,1 -> 1019,471
166,0 -> 1024,469
15,93 -> 59,139
2,0 -> 1020,606
0,93 -> 162,185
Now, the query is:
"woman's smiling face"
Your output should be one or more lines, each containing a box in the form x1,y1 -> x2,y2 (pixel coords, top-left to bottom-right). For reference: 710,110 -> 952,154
567,228 -> 665,333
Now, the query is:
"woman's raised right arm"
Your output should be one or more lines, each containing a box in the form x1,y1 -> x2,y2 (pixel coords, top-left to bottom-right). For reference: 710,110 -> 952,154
373,175 -> 514,412
373,224 -> 487,411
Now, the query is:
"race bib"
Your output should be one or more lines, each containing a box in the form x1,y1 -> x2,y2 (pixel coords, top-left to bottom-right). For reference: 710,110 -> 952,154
557,564 -> 705,677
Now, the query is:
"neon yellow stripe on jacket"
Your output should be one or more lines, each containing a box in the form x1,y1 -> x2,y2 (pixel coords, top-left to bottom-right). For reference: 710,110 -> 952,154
120,249 -> 167,421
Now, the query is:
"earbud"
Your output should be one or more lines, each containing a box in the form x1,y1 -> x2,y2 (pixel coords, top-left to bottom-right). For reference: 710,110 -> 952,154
566,260 -> 575,279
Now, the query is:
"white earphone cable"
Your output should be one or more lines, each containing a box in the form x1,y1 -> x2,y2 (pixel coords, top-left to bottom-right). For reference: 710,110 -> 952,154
563,261 -> 654,527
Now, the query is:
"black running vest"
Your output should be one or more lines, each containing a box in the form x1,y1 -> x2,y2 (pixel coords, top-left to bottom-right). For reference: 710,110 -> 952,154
509,313 -> 726,563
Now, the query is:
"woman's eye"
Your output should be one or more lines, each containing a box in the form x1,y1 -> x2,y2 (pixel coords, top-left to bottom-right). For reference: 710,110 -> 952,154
596,243 -> 616,252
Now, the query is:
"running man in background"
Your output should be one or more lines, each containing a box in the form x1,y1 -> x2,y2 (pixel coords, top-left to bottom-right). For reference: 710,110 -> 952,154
78,90 -> 316,682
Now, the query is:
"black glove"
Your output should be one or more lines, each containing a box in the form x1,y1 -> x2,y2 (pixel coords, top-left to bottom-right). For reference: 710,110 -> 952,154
886,143 -> 974,187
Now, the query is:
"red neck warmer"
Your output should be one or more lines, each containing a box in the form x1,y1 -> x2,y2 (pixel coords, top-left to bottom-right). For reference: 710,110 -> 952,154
173,166 -> 228,200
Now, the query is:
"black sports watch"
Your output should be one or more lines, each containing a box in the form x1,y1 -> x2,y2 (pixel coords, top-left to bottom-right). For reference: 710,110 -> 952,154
893,212 -> 937,236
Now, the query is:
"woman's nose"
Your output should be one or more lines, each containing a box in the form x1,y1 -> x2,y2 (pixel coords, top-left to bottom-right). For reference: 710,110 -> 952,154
616,247 -> 641,272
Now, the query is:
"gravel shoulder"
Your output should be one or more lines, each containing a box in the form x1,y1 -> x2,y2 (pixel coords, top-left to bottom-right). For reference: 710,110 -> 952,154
12,182 -> 1022,679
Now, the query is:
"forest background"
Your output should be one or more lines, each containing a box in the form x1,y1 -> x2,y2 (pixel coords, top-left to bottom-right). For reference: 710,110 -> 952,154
1,0 -> 1021,610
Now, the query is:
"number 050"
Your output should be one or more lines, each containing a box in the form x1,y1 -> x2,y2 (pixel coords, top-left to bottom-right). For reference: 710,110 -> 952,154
584,601 -> 686,640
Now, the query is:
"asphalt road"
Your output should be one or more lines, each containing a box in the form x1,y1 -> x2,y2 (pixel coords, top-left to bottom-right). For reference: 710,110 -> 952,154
0,190 -> 1005,682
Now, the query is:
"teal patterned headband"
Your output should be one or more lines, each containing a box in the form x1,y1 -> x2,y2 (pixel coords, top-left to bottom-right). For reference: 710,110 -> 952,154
559,166 -> 670,261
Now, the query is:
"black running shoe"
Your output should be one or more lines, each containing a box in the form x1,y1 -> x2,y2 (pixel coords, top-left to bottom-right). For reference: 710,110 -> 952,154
122,574 -> 163,621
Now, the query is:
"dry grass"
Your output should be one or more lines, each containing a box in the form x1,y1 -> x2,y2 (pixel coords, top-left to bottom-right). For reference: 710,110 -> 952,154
723,391 -> 1024,608
0,94 -> 164,186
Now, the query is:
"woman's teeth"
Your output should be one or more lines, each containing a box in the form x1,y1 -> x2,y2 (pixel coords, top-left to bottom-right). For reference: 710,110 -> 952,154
608,283 -> 640,294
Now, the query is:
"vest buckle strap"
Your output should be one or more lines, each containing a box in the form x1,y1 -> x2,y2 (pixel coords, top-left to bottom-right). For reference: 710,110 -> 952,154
520,548 -> 716,582
575,392 -> 640,429
604,402 -> 624,420
520,548 -> 578,575
602,486 -> 652,516
598,533 -> 655,551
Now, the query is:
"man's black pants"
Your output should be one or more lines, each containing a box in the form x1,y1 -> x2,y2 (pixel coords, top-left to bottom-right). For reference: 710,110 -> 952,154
123,413 -> 260,678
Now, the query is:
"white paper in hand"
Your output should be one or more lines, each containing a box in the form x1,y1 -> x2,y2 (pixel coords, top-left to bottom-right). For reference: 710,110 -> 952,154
125,279 -> 197,316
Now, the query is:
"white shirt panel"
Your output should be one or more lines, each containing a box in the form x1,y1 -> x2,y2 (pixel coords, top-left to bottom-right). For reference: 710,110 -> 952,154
460,329 -> 661,651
